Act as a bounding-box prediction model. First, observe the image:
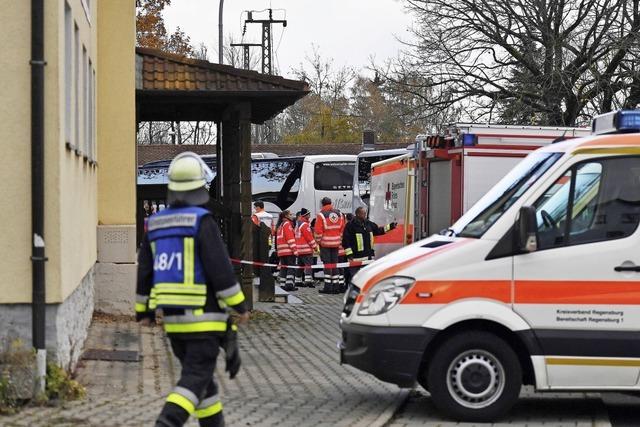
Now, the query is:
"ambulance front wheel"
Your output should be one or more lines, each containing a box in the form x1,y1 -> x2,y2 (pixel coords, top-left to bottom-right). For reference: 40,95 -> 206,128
425,331 -> 522,422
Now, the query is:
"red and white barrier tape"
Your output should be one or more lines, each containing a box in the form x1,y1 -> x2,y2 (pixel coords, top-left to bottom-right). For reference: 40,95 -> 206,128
230,258 -> 374,270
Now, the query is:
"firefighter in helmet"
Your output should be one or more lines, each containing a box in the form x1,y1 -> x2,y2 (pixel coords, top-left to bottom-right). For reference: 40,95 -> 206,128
136,152 -> 250,427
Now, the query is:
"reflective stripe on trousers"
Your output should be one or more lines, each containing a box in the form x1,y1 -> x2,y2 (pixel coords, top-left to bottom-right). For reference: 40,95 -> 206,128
195,395 -> 223,419
166,386 -> 199,414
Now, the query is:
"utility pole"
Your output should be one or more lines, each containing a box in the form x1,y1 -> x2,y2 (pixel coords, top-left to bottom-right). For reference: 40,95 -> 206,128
244,9 -> 287,143
229,42 -> 261,70
244,9 -> 287,75
218,0 -> 224,64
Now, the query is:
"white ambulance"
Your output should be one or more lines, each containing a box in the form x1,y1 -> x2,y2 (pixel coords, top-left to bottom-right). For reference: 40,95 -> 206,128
340,110 -> 640,422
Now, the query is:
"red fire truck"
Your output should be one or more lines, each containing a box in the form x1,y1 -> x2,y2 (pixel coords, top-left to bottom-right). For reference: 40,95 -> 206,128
369,124 -> 591,256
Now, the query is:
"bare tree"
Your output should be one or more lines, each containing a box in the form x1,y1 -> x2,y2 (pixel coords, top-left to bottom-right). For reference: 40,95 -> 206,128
291,45 -> 355,103
193,43 -> 210,61
384,0 -> 640,126
285,46 -> 357,140
137,121 -> 217,145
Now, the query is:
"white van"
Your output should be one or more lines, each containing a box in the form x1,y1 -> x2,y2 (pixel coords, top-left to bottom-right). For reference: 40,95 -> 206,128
286,154 -> 355,217
340,110 -> 640,422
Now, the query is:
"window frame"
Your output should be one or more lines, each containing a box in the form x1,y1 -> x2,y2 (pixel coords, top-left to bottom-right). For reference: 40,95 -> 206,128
530,155 -> 640,252
80,0 -> 91,25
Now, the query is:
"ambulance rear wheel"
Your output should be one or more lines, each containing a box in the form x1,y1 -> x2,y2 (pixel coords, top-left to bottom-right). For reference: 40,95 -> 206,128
426,331 -> 521,422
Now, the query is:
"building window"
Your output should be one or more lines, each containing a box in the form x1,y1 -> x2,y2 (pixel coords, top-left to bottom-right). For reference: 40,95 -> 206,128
81,0 -> 91,25
74,23 -> 81,156
92,69 -> 97,163
82,46 -> 88,159
86,59 -> 93,161
64,2 -> 72,147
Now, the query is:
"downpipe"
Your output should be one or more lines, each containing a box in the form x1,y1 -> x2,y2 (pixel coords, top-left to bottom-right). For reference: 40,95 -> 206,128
31,0 -> 47,394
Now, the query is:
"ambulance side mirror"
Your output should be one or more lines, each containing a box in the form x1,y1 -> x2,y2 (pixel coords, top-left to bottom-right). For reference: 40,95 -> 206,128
517,206 -> 538,253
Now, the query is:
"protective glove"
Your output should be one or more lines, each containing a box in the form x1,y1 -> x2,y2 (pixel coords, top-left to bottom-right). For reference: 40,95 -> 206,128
136,312 -> 156,325
221,318 -> 241,379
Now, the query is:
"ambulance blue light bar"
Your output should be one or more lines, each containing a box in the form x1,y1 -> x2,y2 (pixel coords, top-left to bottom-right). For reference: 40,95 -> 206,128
592,110 -> 640,135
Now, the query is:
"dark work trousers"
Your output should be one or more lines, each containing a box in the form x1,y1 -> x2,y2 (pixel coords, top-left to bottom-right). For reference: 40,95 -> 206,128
156,335 -> 224,427
349,256 -> 372,283
296,254 -> 314,286
320,247 -> 339,289
343,260 -> 353,288
278,255 -> 297,290
349,266 -> 363,281
338,255 -> 348,292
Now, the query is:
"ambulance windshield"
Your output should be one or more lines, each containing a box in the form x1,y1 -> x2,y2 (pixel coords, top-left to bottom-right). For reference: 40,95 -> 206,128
452,152 -> 562,238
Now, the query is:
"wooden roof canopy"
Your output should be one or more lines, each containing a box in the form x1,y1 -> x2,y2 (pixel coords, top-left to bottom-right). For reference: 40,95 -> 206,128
136,47 -> 310,124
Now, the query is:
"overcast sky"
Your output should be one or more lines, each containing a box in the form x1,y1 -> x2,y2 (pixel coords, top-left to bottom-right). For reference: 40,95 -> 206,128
163,0 -> 413,78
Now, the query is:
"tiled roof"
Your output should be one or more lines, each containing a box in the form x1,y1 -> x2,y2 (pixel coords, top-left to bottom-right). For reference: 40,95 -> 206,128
136,47 -> 308,93
137,143 -> 410,166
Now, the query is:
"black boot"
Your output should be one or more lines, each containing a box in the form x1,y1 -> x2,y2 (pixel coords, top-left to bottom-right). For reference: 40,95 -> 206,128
156,402 -> 190,427
199,412 -> 225,427
318,280 -> 333,294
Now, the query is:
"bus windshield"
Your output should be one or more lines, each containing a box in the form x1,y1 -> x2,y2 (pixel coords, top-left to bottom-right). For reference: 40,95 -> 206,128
252,159 -> 303,209
451,152 -> 563,238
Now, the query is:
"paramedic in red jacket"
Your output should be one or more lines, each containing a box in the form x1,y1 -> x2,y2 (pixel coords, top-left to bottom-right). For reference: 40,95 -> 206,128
295,208 -> 317,288
276,210 -> 298,292
315,197 -> 345,294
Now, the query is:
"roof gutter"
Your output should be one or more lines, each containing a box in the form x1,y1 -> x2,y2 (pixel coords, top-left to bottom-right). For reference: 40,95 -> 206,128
31,0 -> 47,394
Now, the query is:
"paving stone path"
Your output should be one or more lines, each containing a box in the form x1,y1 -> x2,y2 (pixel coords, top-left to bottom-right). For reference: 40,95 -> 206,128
388,388 -> 611,427
2,288 -> 406,426
1,287 -> 613,426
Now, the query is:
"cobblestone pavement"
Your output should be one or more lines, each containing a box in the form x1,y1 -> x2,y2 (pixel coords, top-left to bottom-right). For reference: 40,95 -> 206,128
0,287 -> 617,427
387,385 -> 611,426
2,288 -> 407,427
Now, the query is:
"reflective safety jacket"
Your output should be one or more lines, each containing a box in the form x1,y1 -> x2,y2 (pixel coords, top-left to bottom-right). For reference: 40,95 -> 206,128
135,206 -> 247,336
315,205 -> 345,248
276,220 -> 297,257
295,219 -> 317,255
342,218 -> 391,261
